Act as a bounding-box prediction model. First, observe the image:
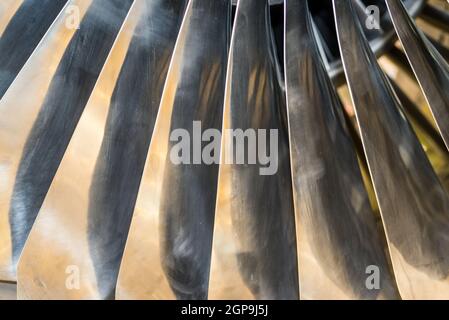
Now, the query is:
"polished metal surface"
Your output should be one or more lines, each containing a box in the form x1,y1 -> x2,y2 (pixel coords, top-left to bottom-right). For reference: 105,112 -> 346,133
16,0 -> 188,300
334,0 -> 449,299
208,0 -> 298,300
232,0 -> 282,4
0,0 -> 448,301
116,0 -> 230,300
284,0 -> 399,300
390,78 -> 448,158
324,0 -> 425,82
0,0 -> 69,98
386,0 -> 449,151
0,0 -> 132,282
0,1 -> 22,37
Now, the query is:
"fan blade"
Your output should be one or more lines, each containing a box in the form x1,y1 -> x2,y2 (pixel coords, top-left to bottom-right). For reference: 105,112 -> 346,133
0,0 -> 22,36
208,0 -> 299,300
0,0 -> 69,99
0,0 -> 133,282
0,281 -> 15,300
386,0 -> 449,151
334,0 -> 449,299
284,0 -> 399,300
116,0 -> 230,300
16,0 -> 187,299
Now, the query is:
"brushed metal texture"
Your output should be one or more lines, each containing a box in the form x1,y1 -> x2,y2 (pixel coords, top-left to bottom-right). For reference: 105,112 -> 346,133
208,0 -> 299,300
334,0 -> 449,299
0,0 -> 69,98
284,0 -> 399,300
0,0 -> 133,282
386,0 -> 449,151
116,0 -> 230,300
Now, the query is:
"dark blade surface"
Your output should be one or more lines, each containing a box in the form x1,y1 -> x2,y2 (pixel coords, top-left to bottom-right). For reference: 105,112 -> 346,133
9,0 -> 133,264
284,0 -> 398,300
209,0 -> 299,300
334,0 -> 449,299
386,0 -> 449,151
0,0 -> 133,282
117,0 -> 230,300
420,3 -> 449,34
17,0 -> 187,299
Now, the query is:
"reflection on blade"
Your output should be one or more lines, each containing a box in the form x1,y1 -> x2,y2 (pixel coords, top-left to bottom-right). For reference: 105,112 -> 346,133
0,281 -> 16,300
389,78 -> 448,160
385,0 -> 449,151
384,49 -> 449,181
0,0 -> 133,282
116,0 -> 230,300
0,0 -> 69,98
208,0 -> 299,300
16,0 -> 186,299
0,0 -> 90,281
334,0 -> 449,299
426,35 -> 449,62
0,0 -> 23,37
284,0 -> 398,300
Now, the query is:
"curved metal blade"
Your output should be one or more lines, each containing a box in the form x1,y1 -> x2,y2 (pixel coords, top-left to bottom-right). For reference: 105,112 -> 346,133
389,78 -> 448,158
0,0 -> 22,37
0,0 -> 133,282
0,0 -> 69,99
383,48 -> 449,157
16,0 -> 187,299
116,0 -> 230,300
385,48 -> 449,178
334,0 -> 449,299
284,0 -> 398,300
385,0 -> 449,152
208,0 -> 299,300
